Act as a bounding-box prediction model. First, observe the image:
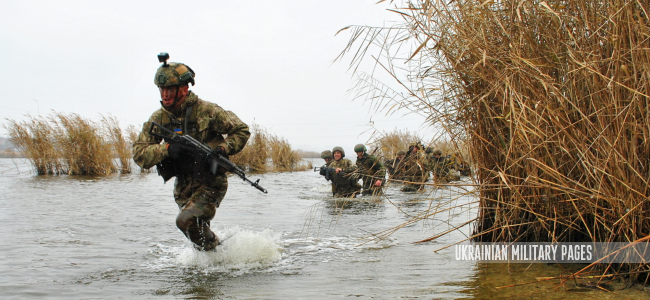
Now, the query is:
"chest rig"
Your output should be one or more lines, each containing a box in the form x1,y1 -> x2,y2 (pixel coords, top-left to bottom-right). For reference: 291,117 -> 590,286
159,104 -> 199,138
155,104 -> 211,181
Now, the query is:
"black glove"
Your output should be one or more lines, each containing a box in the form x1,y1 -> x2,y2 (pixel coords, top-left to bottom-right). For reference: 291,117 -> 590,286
167,143 -> 194,159
212,147 -> 227,157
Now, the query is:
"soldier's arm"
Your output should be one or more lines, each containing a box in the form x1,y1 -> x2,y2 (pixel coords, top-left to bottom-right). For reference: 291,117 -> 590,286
132,121 -> 168,169
208,107 -> 251,155
343,159 -> 358,173
371,157 -> 386,178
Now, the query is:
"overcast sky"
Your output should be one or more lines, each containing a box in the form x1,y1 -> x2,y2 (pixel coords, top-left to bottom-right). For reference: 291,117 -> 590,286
0,0 -> 433,153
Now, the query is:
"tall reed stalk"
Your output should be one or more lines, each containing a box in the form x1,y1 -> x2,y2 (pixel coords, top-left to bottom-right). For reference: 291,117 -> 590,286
103,116 -> 131,174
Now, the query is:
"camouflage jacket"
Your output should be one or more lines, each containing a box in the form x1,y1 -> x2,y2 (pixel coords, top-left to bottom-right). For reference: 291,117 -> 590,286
401,152 -> 429,177
355,153 -> 386,182
132,91 -> 251,171
329,158 -> 358,183
427,155 -> 451,175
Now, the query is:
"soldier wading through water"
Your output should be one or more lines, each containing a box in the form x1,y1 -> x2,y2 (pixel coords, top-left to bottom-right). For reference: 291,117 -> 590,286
354,144 -> 386,196
329,146 -> 361,197
133,53 -> 251,251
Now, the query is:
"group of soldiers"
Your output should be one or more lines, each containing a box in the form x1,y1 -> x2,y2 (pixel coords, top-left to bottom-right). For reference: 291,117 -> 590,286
317,142 -> 472,197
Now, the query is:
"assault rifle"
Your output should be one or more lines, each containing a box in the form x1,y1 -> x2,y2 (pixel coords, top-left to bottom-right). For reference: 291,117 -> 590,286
314,166 -> 334,181
149,121 -> 268,194
314,166 -> 355,182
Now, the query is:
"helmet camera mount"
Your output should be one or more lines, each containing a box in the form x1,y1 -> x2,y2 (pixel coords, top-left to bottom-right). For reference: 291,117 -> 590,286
158,52 -> 170,67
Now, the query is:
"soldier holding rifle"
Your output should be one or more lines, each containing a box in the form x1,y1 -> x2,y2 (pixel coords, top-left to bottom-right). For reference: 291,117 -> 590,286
133,53 -> 252,251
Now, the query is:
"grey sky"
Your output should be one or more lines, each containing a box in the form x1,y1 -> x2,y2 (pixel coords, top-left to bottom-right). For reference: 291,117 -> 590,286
0,0 -> 432,153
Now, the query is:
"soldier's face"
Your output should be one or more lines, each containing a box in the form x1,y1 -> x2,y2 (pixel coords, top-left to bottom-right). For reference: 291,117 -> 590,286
159,85 -> 189,107
324,158 -> 332,164
356,151 -> 363,159
334,151 -> 342,160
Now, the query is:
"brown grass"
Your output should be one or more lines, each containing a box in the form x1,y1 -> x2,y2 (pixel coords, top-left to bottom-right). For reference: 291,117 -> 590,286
229,122 -> 310,172
366,128 -> 422,161
5,116 -> 65,175
338,0 -> 650,280
5,113 -> 133,175
103,116 -> 131,174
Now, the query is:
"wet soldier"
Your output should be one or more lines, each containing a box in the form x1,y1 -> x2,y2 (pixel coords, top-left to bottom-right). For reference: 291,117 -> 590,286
454,153 -> 472,177
354,144 -> 386,196
329,146 -> 361,197
386,150 -> 407,179
133,53 -> 250,251
319,150 -> 336,194
321,150 -> 333,167
428,149 -> 450,183
399,143 -> 430,192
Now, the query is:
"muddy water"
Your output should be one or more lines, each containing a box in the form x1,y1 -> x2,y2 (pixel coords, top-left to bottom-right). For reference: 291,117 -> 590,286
1,158 -> 648,299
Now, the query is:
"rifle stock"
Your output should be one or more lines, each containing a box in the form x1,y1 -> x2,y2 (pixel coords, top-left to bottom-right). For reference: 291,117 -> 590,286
148,121 -> 268,194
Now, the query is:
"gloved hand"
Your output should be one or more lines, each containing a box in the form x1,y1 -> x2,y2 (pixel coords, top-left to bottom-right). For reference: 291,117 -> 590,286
167,143 -> 194,159
212,147 -> 227,157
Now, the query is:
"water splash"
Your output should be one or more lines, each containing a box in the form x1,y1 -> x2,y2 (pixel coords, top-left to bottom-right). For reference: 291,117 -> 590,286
176,226 -> 282,270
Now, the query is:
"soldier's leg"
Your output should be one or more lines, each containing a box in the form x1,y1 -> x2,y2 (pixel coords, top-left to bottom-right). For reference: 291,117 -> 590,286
176,179 -> 227,251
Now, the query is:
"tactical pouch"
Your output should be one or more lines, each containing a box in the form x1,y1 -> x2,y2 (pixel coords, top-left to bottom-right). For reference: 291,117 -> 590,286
156,158 -> 177,183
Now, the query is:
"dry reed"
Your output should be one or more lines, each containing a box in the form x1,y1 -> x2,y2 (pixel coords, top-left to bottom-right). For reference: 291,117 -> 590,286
5,116 -> 65,175
366,128 -> 422,161
229,122 -> 309,172
338,0 -> 650,280
5,113 -> 132,175
103,116 -> 131,174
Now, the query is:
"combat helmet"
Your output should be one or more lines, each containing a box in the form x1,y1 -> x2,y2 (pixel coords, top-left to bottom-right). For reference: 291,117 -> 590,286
154,52 -> 196,87
332,146 -> 345,158
396,150 -> 406,156
321,150 -> 333,159
433,149 -> 442,156
354,143 -> 366,153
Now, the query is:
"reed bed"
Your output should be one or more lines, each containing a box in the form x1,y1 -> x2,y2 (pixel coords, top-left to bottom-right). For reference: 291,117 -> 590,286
338,0 -> 650,280
229,123 -> 310,172
5,116 -> 66,175
366,128 -> 422,161
5,113 -> 129,175
103,116 -> 131,174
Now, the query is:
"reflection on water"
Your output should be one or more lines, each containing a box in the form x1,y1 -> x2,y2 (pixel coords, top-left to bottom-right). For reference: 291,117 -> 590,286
448,263 -> 650,299
1,158 -> 649,299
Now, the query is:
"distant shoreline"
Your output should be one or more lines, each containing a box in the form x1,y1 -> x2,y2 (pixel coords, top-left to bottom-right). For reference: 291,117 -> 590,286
0,152 -> 23,158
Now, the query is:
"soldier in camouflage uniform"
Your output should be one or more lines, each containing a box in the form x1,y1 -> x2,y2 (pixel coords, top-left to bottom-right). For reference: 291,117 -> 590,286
399,143 -> 430,192
385,150 -> 407,180
354,144 -> 386,196
329,146 -> 361,197
427,149 -> 450,183
318,150 -> 336,194
133,54 -> 250,251
321,150 -> 333,167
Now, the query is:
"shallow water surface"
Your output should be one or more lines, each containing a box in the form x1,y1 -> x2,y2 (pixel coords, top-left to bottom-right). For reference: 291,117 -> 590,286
1,158 -> 648,299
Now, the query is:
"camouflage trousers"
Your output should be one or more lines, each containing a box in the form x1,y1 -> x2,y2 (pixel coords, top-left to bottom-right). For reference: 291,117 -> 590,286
361,177 -> 384,196
173,174 -> 228,251
333,181 -> 361,198
400,173 -> 430,192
